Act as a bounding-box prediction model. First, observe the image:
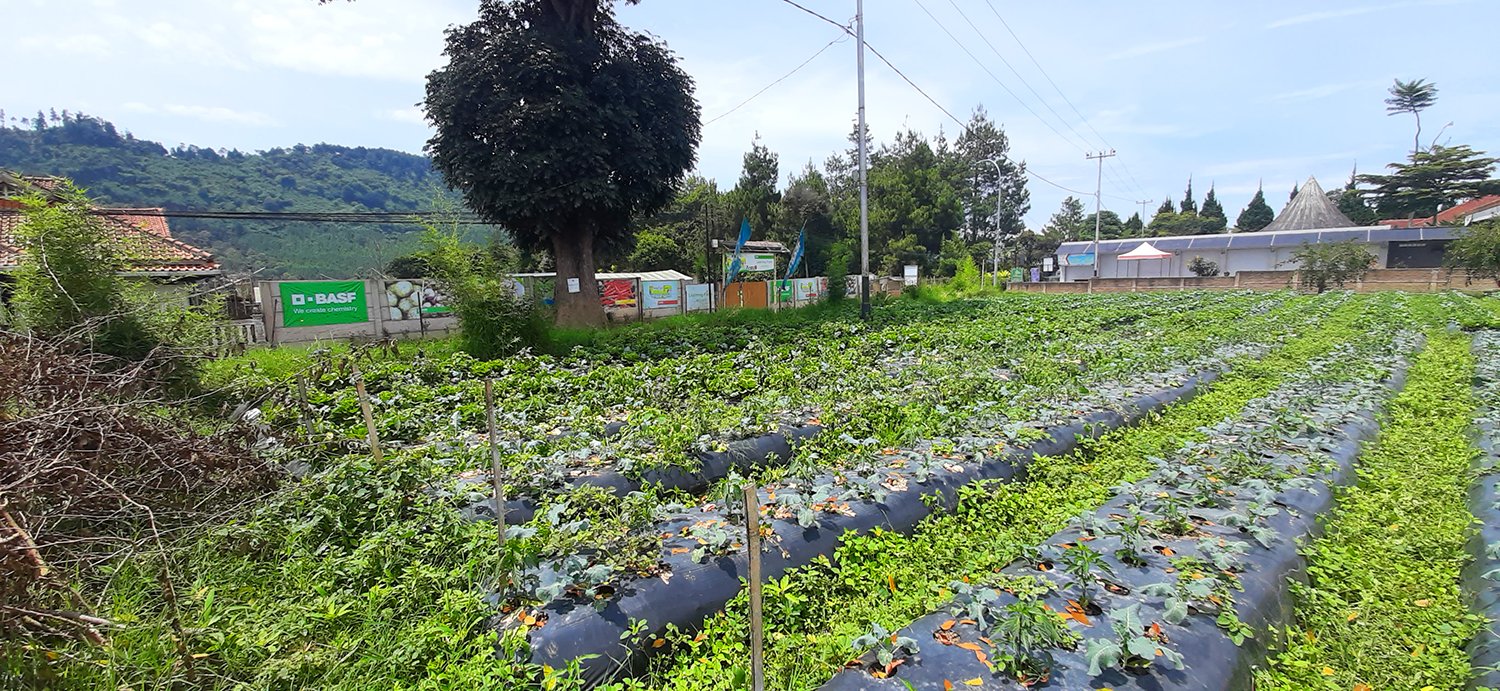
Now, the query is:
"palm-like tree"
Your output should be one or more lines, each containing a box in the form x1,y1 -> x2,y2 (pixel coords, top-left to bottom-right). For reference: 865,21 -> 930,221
1385,78 -> 1438,157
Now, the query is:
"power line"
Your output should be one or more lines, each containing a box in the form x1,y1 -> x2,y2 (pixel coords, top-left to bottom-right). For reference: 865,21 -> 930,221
704,31 -> 850,126
908,0 -> 1088,155
978,0 -> 1150,198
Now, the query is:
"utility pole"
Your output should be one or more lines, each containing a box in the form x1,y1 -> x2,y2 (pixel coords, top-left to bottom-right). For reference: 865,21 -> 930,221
1086,150 -> 1115,278
1136,199 -> 1152,236
856,0 -> 871,320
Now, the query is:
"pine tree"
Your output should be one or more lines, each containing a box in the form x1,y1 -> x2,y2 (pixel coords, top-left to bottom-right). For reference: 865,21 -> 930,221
1236,186 -> 1275,232
1124,212 -> 1143,237
1043,196 -> 1087,242
1200,185 -> 1227,233
1180,178 -> 1197,215
1289,183 -> 1299,202
1156,199 -> 1175,215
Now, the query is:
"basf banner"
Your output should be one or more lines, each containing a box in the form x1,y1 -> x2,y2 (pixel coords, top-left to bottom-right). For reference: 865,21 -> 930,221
281,281 -> 369,327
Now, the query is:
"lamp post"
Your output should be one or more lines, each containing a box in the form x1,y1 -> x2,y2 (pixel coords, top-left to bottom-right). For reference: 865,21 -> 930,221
980,158 -> 1003,286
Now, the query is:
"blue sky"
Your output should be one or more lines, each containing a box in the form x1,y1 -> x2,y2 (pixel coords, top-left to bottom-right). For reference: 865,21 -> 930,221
5,0 -> 1498,226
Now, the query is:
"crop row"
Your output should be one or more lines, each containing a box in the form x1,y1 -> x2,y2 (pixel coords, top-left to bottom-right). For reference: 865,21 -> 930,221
822,316 -> 1416,688
634,292 -> 1439,690
1466,330 -> 1500,690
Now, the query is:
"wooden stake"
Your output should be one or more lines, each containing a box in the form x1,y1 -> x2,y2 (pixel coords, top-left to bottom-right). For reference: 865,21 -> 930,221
295,374 -> 316,443
743,483 -> 764,691
485,379 -> 509,596
351,361 -> 382,464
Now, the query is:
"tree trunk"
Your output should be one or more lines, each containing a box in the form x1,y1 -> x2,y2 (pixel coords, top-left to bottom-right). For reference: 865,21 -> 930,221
551,225 -> 606,328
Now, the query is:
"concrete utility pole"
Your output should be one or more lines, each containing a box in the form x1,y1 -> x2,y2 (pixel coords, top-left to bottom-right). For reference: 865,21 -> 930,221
1136,199 -> 1152,236
981,158 -> 1003,286
1086,150 -> 1115,278
856,0 -> 871,319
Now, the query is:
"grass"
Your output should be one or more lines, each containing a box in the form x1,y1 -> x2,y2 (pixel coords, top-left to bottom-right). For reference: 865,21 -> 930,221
1255,332 -> 1484,690
641,297 -> 1382,689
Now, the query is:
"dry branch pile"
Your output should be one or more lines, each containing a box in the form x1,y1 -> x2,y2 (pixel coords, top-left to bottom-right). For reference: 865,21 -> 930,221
0,332 -> 278,644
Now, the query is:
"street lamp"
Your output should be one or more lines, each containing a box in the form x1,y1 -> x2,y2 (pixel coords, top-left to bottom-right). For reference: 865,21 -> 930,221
980,158 -> 1003,286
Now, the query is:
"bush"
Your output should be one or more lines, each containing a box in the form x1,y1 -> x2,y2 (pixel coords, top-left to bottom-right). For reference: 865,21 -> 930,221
826,239 -> 854,302
421,224 -> 548,359
1188,256 -> 1219,277
1289,241 -> 1375,293
1446,220 -> 1500,288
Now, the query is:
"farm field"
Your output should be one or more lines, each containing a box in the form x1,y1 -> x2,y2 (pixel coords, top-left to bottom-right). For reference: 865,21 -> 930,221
13,290 -> 1500,691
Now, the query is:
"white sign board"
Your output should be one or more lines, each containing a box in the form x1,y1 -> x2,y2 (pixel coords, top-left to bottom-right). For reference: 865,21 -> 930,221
903,264 -> 919,286
685,283 -> 712,312
794,277 -> 821,301
566,277 -> 581,293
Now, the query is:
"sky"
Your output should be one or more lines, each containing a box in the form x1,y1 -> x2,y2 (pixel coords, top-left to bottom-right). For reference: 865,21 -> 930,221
5,0 -> 1499,228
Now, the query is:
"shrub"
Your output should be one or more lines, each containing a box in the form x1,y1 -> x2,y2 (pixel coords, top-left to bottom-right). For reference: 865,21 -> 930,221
1188,256 -> 1219,277
826,239 -> 854,302
421,224 -> 548,359
1446,220 -> 1500,288
1289,240 -> 1375,293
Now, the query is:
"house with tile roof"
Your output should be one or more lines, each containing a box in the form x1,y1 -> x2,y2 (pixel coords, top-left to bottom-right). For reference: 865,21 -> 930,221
1382,195 -> 1500,229
0,171 -> 221,278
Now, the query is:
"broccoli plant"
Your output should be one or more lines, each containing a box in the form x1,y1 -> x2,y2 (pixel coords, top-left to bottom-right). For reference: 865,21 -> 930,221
1085,604 -> 1184,675
852,622 -> 920,678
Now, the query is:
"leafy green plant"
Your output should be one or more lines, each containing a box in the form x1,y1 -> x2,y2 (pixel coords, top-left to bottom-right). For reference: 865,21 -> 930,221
1289,240 -> 1376,293
1059,543 -> 1114,611
1084,604 -> 1184,675
989,596 -> 1076,683
851,623 -> 920,677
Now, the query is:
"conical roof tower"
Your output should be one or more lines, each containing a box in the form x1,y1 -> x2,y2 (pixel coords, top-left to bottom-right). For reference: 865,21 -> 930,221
1263,176 -> 1356,231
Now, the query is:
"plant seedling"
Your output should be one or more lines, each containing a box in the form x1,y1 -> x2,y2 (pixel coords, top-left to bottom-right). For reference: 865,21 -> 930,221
1084,604 -> 1185,675
852,622 -> 920,678
1059,543 -> 1114,612
989,596 -> 1076,685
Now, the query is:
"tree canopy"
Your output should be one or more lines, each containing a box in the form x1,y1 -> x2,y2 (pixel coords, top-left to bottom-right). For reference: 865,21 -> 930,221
1236,187 -> 1275,231
1358,145 -> 1498,219
425,0 -> 700,326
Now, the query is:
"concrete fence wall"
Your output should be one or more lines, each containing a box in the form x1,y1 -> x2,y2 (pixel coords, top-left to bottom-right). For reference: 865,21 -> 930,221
1009,268 -> 1494,294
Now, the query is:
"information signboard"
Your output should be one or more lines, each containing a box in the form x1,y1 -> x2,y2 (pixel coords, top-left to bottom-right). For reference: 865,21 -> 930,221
641,280 -> 681,309
281,281 -> 368,327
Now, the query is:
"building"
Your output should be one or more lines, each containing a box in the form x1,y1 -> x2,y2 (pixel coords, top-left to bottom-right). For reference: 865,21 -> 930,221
0,172 -> 221,279
1384,195 -> 1500,228
1054,176 -> 1458,281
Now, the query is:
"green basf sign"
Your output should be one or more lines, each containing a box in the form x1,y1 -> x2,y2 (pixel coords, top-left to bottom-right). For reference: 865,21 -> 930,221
280,281 -> 369,327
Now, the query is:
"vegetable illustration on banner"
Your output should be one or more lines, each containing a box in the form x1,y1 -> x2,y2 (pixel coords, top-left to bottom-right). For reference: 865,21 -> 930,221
598,279 -> 637,308
641,280 -> 681,309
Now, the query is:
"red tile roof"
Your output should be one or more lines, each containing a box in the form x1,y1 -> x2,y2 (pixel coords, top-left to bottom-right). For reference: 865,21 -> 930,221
0,208 -> 220,274
1380,195 -> 1500,228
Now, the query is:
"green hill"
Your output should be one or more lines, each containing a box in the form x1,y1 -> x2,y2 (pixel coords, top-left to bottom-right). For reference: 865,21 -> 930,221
0,111 -> 477,278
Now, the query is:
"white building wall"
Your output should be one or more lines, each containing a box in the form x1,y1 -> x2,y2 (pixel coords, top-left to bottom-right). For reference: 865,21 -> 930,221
1055,242 -> 1392,281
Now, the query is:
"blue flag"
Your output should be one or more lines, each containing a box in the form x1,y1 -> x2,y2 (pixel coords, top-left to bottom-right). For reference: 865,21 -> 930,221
784,224 -> 806,281
726,218 -> 752,285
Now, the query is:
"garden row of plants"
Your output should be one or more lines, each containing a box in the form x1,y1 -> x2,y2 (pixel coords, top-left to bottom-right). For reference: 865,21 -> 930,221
821,313 -> 1416,688
1251,331 -> 1482,690
630,292 -> 1442,690
1465,329 -> 1500,690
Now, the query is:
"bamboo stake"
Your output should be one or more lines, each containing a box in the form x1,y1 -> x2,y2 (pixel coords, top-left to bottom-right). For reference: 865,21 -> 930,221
743,483 -> 764,691
295,374 -> 315,443
485,379 -> 509,596
351,361 -> 382,463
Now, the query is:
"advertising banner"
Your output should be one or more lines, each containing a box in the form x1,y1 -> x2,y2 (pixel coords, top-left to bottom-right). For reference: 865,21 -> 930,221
281,280 -> 368,327
724,253 -> 777,273
1008,267 -> 1026,283
794,277 -> 821,301
1065,252 -> 1096,266
383,280 -> 450,321
685,283 -> 712,312
776,280 -> 794,303
641,280 -> 681,309
599,278 -> 637,308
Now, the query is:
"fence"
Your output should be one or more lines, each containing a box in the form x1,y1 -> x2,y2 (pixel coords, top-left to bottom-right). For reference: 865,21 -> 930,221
1007,268 -> 1495,294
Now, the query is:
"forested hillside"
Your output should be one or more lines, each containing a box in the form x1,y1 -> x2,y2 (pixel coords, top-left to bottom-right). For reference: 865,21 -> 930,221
0,110 -> 478,277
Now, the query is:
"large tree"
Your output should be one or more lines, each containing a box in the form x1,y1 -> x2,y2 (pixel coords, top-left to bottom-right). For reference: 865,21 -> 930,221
1385,78 -> 1438,157
424,0 -> 700,326
1235,186 -> 1275,231
1043,196 -> 1087,242
726,135 -> 780,239
1359,144 -> 1499,219
1200,185 -> 1227,233
955,107 -> 1030,246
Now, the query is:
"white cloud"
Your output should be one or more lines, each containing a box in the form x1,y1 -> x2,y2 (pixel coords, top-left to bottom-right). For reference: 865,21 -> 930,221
236,0 -> 467,82
385,107 -> 427,125
18,33 -> 112,57
123,102 -> 276,126
1266,6 -> 1385,29
1105,37 -> 1206,61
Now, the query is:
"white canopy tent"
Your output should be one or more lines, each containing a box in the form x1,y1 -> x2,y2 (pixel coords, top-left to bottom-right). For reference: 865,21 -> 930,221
1117,241 -> 1173,278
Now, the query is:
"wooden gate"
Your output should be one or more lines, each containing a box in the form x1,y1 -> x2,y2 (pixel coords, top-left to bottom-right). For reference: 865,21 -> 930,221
724,281 -> 769,309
